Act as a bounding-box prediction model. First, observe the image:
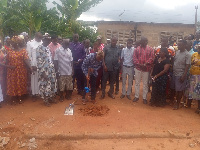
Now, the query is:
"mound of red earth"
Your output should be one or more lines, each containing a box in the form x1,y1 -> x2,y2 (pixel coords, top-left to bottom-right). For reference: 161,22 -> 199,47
79,105 -> 110,117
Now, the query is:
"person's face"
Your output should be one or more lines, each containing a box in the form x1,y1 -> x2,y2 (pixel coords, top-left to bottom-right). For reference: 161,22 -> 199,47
96,55 -> 103,61
161,39 -> 168,48
6,39 -> 11,46
58,38 -> 63,44
97,39 -> 102,44
196,32 -> 200,40
111,39 -> 117,47
186,42 -> 192,51
127,41 -> 132,49
85,41 -> 90,48
52,38 -> 58,45
43,38 -> 50,47
178,41 -> 185,50
159,51 -> 165,58
141,39 -> 148,47
35,35 -> 43,42
73,34 -> 79,42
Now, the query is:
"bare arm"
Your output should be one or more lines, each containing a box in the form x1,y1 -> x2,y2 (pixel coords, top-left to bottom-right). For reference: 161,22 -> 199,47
153,64 -> 170,79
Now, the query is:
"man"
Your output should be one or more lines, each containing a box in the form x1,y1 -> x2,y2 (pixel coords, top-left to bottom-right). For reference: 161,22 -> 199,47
26,32 -> 43,99
48,35 -> 61,60
170,39 -> 191,110
133,37 -> 154,104
120,39 -> 134,100
69,33 -> 86,95
54,39 -> 73,101
81,51 -> 103,104
101,36 -> 120,99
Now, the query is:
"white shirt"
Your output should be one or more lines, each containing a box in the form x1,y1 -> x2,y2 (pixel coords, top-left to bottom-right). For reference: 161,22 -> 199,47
54,47 -> 73,75
121,47 -> 134,66
26,39 -> 42,67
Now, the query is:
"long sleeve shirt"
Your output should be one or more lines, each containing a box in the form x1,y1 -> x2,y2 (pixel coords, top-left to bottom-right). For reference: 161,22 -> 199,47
81,53 -> 102,77
133,45 -> 154,72
69,42 -> 86,69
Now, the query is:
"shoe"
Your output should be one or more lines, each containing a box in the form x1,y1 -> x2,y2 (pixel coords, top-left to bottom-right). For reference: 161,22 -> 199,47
143,99 -> 148,104
126,95 -> 131,100
19,99 -> 23,104
82,99 -> 86,105
173,102 -> 179,110
115,91 -> 119,95
100,94 -> 105,99
120,94 -> 125,99
195,109 -> 200,114
108,93 -> 115,99
59,96 -> 64,102
133,97 -> 139,102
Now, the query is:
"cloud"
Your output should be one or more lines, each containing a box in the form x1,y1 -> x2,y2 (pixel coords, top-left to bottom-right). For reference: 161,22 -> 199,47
49,0 -> 200,24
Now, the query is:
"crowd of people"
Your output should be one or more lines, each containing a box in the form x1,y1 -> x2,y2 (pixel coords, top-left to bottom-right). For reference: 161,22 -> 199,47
0,31 -> 200,115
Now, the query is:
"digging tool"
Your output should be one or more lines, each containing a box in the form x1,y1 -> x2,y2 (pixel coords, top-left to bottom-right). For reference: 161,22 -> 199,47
64,101 -> 76,115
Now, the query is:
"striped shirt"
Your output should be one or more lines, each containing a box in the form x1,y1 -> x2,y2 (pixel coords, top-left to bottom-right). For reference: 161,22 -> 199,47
133,45 -> 154,72
54,47 -> 73,75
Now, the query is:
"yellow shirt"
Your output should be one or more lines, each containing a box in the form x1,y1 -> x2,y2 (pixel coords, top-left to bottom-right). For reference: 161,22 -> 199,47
190,52 -> 200,75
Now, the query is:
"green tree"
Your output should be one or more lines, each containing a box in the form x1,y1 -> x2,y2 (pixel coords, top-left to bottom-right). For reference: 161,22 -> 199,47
53,0 -> 102,41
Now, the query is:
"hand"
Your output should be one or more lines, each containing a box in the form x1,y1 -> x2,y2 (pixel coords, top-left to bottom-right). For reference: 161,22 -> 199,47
179,75 -> 185,83
77,59 -> 83,64
32,66 -> 37,71
86,74 -> 90,81
152,75 -> 157,81
89,68 -> 94,73
104,65 -> 108,72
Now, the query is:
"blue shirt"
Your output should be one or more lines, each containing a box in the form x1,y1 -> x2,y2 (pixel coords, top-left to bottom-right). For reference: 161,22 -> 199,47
81,53 -> 102,77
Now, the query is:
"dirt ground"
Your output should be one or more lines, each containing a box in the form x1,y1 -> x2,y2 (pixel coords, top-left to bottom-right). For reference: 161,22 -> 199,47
0,82 -> 200,150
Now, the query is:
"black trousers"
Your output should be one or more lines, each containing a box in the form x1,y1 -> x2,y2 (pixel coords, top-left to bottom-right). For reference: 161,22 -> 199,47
102,70 -> 116,95
82,74 -> 97,100
73,68 -> 85,94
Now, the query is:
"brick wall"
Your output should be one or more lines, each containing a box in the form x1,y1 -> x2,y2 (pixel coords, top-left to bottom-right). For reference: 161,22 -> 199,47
96,21 -> 195,47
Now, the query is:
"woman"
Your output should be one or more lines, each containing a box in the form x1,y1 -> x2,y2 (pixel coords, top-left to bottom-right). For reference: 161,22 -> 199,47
150,47 -> 170,107
36,35 -> 57,107
6,36 -> 32,104
186,45 -> 200,114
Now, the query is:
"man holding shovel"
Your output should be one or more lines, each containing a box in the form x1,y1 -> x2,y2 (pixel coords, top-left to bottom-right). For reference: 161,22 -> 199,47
81,51 -> 104,104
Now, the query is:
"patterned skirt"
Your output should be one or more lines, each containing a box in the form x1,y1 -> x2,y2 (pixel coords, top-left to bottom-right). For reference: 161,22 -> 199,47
186,75 -> 200,100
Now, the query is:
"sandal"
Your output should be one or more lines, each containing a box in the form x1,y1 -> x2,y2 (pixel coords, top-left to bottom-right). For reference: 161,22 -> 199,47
19,99 -> 23,104
44,101 -> 51,107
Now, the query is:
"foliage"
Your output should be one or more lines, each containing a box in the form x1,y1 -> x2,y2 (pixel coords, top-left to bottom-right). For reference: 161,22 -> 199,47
0,0 -> 102,43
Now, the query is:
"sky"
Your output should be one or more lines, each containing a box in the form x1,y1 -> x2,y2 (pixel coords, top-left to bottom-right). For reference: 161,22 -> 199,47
47,0 -> 200,24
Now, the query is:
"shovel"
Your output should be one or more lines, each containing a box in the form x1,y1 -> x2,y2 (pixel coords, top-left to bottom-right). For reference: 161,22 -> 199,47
64,101 -> 76,115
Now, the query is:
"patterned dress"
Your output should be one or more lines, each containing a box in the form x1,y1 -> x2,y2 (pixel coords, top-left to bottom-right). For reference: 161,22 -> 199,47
7,49 -> 28,96
0,46 -> 7,96
187,52 -> 200,100
36,45 -> 57,100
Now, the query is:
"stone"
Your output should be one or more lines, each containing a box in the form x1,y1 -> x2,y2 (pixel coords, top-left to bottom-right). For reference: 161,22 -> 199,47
0,136 -> 10,148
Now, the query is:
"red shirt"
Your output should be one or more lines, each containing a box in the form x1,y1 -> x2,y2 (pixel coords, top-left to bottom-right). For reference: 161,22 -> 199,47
133,45 -> 154,72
